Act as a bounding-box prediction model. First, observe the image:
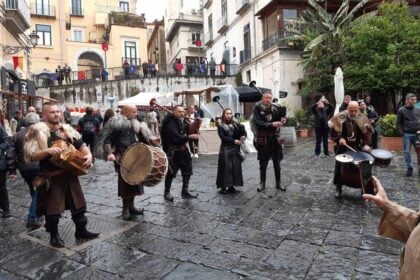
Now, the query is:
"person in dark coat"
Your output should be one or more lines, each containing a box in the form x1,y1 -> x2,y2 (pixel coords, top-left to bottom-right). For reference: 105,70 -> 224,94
161,106 -> 199,201
0,125 -> 16,218
103,108 -> 115,127
12,112 -> 41,229
77,107 -> 100,162
216,108 -> 246,194
311,96 -> 334,157
24,101 -> 98,247
339,95 -> 352,112
251,92 -> 287,192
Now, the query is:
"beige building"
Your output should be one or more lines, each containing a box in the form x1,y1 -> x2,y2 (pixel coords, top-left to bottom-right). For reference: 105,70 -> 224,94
165,0 -> 204,74
0,0 -> 32,81
30,0 -> 147,82
203,0 -> 304,116
147,19 -> 167,74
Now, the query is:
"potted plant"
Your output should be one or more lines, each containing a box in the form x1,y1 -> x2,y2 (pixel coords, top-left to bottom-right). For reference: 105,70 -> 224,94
378,114 -> 403,151
294,108 -> 309,138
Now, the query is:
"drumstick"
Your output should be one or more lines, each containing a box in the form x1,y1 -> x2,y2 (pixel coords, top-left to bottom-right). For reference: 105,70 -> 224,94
344,144 -> 357,153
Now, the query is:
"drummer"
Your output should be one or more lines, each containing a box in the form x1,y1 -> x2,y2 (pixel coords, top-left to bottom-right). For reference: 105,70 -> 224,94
329,101 -> 374,198
102,104 -> 158,220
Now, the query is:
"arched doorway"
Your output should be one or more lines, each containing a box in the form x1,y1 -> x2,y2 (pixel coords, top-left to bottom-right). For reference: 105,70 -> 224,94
77,52 -> 103,80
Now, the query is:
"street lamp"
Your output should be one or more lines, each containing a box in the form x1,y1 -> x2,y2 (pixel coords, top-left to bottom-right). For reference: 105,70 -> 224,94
3,30 -> 39,55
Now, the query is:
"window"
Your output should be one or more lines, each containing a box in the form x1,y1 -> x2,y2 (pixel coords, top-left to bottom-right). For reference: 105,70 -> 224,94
246,70 -> 251,82
221,0 -> 227,19
36,24 -> 51,46
119,1 -> 129,12
243,23 -> 251,61
35,0 -> 50,16
72,29 -> 83,42
71,0 -> 83,15
208,14 -> 212,31
124,41 -> 137,65
192,32 -> 201,44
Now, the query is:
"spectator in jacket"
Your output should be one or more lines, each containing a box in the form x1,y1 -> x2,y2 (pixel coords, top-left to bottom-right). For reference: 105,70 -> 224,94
77,107 -> 100,162
396,93 -> 420,177
12,112 -> 41,228
311,96 -> 334,157
339,95 -> 352,112
0,124 -> 16,218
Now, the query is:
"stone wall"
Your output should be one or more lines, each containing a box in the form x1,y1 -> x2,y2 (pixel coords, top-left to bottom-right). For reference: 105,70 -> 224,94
36,76 -> 236,109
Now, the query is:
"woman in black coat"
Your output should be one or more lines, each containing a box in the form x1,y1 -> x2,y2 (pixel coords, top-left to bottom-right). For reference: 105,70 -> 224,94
216,108 -> 246,194
311,97 -> 334,157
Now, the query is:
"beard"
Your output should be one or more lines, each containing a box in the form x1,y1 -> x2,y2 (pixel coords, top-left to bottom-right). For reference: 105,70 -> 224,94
130,118 -> 141,134
348,115 -> 359,121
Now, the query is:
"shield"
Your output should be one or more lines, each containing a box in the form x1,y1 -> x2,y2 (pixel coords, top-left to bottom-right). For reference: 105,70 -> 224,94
334,67 -> 344,115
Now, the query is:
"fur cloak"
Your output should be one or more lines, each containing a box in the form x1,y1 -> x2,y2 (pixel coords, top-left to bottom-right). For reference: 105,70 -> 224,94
328,110 -> 374,135
23,122 -> 81,163
94,115 -> 156,160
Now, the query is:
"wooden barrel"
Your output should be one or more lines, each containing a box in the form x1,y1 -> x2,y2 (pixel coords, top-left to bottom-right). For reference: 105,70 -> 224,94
278,126 -> 297,147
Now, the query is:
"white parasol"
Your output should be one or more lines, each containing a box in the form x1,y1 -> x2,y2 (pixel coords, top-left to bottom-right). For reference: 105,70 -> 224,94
334,67 -> 344,115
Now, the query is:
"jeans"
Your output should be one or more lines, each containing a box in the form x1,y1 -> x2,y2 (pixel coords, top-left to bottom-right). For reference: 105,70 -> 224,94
20,168 -> 39,221
403,133 -> 420,169
315,127 -> 329,155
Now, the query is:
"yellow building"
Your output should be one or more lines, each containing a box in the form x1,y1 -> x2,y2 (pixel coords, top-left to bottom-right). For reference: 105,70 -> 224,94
30,0 -> 147,82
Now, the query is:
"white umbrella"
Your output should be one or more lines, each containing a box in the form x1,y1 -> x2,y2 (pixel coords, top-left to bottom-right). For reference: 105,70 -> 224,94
334,67 -> 344,115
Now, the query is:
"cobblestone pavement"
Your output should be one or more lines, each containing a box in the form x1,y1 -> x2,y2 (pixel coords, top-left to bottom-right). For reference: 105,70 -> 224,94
1,138 -> 419,279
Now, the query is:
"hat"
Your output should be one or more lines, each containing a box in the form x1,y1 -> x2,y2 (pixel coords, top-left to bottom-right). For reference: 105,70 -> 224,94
25,112 -> 40,125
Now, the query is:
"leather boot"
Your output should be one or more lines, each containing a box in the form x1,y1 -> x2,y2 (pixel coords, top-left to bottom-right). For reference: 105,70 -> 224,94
335,185 -> 342,199
164,175 -> 174,201
75,221 -> 99,239
181,176 -> 198,198
128,197 -> 144,215
276,180 -> 286,191
122,198 -> 131,220
46,217 -> 65,248
50,231 -> 65,248
257,182 -> 266,192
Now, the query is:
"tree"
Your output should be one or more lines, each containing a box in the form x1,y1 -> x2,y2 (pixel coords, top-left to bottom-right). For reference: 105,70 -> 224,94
343,3 -> 420,112
287,0 -> 373,99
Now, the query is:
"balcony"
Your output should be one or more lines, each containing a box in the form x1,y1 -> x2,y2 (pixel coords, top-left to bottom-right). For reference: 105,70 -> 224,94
216,15 -> 228,34
203,0 -> 212,9
262,30 -> 297,51
71,7 -> 84,16
165,13 -> 203,41
30,3 -> 56,18
235,0 -> 251,15
187,39 -> 203,51
109,12 -> 146,28
239,48 -> 252,64
4,0 -> 30,34
204,31 -> 213,46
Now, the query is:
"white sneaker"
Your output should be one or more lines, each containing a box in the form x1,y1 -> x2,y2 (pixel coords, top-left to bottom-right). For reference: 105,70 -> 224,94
194,154 -> 199,158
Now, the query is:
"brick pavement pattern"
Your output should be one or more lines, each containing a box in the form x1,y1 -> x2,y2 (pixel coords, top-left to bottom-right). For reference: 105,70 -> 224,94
1,138 -> 417,279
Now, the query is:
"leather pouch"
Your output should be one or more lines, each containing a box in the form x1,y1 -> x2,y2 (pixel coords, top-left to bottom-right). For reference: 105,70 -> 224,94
32,176 -> 50,193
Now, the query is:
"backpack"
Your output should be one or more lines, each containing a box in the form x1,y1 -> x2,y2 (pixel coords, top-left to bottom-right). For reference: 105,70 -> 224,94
82,119 -> 95,134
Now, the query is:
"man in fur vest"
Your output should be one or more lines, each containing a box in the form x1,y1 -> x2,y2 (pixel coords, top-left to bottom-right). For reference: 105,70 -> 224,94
329,101 -> 373,198
98,105 -> 158,220
24,102 -> 98,248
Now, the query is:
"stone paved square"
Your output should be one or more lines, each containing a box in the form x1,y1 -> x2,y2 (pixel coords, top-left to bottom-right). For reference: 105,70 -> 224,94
1,138 -> 416,279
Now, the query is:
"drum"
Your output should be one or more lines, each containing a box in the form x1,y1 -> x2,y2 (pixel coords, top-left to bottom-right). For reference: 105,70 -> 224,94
338,151 -> 375,194
120,143 -> 168,186
370,149 -> 393,166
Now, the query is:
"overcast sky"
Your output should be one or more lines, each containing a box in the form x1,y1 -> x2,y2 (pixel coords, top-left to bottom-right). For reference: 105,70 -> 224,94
137,0 -> 166,21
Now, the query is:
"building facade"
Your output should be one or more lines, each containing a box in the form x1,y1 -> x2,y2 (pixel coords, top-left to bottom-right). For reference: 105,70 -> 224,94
165,0 -> 204,75
203,0 -> 305,115
30,0 -> 147,82
147,19 -> 167,74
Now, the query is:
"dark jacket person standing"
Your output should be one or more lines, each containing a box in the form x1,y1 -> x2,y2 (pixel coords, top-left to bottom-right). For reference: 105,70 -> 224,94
0,125 -> 16,218
216,108 -> 246,194
311,96 -> 334,157
396,93 -> 420,177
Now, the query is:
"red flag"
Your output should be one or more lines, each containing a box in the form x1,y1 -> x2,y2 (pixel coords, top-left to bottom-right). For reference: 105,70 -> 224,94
78,71 -> 85,80
12,56 -> 24,69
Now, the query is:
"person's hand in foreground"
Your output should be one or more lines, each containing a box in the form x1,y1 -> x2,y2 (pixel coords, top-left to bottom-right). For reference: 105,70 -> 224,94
362,176 -> 389,211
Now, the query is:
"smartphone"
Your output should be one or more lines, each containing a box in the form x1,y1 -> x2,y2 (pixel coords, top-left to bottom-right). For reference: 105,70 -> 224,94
359,161 -> 375,195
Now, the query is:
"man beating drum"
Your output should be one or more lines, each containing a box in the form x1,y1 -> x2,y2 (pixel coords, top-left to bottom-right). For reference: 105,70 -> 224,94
99,105 -> 158,220
329,101 -> 374,198
160,105 -> 199,201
